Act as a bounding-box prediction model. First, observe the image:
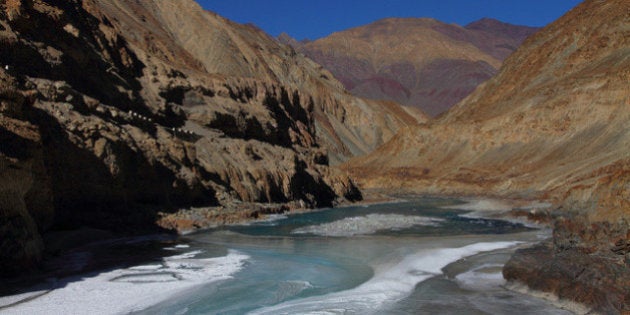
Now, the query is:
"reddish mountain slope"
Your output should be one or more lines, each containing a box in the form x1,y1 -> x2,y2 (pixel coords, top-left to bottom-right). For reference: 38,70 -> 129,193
287,18 -> 539,116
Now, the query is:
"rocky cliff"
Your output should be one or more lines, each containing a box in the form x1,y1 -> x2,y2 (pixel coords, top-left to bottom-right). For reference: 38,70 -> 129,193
285,18 -> 539,116
0,0 -> 423,275
346,0 -> 629,312
96,0 -> 426,164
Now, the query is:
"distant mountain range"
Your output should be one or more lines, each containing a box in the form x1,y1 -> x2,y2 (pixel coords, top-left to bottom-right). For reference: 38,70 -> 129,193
279,18 -> 539,116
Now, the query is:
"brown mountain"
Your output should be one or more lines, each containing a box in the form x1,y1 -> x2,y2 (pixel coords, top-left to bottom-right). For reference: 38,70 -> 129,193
0,0 -> 423,275
346,0 -> 629,312
96,1 -> 427,164
287,18 -> 539,116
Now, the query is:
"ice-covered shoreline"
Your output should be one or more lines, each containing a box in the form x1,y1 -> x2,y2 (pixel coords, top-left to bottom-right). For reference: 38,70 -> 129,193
250,241 -> 523,314
0,250 -> 249,315
292,213 -> 444,237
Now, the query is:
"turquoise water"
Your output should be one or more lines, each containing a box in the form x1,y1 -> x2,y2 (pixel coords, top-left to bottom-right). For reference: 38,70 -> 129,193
132,198 -> 569,315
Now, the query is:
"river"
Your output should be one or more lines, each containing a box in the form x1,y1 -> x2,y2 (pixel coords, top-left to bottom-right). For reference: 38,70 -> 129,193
1,198 -> 571,314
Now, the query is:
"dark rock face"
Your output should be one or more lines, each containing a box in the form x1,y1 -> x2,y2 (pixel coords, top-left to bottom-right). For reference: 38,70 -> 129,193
0,77 -> 47,276
1,0 -> 216,234
504,218 -> 630,314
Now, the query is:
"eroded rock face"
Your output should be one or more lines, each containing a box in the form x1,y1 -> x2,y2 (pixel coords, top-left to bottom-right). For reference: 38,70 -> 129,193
503,217 -> 629,314
0,0 -> 420,272
287,18 -> 539,116
346,0 -> 629,312
0,74 -> 47,276
93,0 -> 426,164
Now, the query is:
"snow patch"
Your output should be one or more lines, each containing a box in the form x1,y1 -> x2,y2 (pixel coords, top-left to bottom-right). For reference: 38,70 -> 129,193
292,214 -> 443,237
251,241 -> 521,314
0,250 -> 249,315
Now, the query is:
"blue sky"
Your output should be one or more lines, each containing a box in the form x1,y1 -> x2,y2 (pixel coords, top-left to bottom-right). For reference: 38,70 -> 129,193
198,0 -> 583,40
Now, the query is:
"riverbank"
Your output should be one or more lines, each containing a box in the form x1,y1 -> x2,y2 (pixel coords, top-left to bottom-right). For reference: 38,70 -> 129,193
155,191 -> 408,235
442,197 -> 629,314
503,216 -> 629,314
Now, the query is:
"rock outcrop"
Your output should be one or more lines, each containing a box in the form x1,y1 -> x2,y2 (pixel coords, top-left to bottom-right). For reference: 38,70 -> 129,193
285,18 -> 539,116
94,0 -> 426,163
346,0 -> 629,312
0,72 -> 48,275
0,0 -> 422,274
504,160 -> 629,313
